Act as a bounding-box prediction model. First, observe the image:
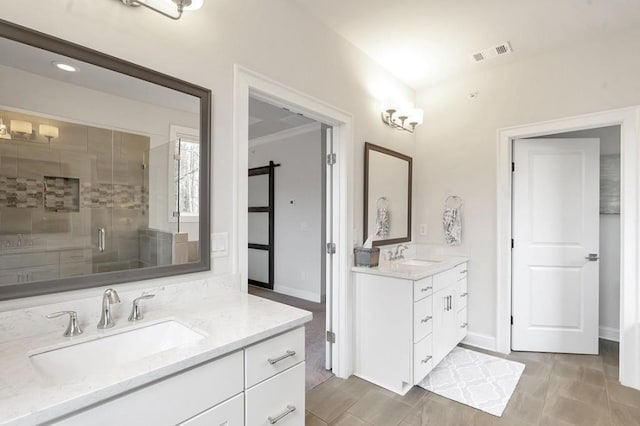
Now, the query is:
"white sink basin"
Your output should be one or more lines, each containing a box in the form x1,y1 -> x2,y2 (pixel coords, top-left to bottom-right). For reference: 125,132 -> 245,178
29,320 -> 206,380
400,259 -> 441,267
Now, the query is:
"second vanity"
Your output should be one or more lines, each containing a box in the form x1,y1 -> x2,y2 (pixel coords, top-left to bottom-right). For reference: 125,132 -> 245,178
353,255 -> 468,395
0,281 -> 311,425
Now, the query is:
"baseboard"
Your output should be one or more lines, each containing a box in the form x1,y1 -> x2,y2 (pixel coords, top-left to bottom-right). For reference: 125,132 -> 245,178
599,326 -> 620,342
462,332 -> 497,352
274,285 -> 322,303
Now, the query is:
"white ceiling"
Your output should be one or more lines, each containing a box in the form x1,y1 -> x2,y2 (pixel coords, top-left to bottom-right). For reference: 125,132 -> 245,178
249,97 -> 315,141
292,0 -> 640,90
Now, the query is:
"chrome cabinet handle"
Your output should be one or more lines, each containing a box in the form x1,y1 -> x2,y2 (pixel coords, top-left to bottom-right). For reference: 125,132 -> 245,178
98,227 -> 106,252
47,311 -> 83,337
460,292 -> 468,297
460,322 -> 468,329
268,350 -> 296,365
421,355 -> 432,364
421,286 -> 432,292
268,405 -> 296,424
585,253 -> 599,261
459,269 -> 468,274
421,315 -> 432,323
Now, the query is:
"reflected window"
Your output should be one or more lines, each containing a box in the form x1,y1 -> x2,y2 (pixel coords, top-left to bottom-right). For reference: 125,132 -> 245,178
169,125 -> 200,222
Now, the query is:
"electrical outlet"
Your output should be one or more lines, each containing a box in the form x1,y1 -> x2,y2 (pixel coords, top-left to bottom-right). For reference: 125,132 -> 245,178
211,232 -> 229,258
419,224 -> 427,236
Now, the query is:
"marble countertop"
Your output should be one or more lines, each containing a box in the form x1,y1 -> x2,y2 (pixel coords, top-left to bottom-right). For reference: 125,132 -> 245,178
352,255 -> 468,280
0,288 -> 312,425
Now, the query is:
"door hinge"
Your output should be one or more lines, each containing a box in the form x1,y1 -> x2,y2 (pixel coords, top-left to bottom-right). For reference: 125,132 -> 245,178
511,238 -> 514,249
172,211 -> 181,218
511,316 -> 514,325
327,153 -> 336,166
511,162 -> 515,172
326,331 -> 336,343
326,242 -> 336,254
173,153 -> 181,161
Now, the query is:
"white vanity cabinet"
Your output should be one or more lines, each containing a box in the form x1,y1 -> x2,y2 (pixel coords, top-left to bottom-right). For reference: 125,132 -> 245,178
51,327 -> 306,426
354,261 -> 468,395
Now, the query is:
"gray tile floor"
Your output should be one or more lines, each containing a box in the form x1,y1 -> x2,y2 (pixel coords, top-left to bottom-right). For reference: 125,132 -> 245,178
306,340 -> 640,426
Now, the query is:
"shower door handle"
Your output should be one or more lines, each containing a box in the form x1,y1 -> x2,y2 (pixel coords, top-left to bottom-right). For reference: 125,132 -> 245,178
98,227 -> 106,252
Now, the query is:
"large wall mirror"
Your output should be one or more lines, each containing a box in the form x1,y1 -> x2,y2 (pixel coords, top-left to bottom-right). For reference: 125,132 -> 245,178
364,142 -> 412,247
0,21 -> 211,301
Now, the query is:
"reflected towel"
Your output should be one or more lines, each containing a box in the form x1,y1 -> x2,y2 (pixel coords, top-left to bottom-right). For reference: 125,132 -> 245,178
443,207 -> 461,245
376,208 -> 390,238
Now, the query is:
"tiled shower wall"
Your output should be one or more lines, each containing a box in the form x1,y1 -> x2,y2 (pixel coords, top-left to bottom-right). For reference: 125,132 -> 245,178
0,109 -> 150,271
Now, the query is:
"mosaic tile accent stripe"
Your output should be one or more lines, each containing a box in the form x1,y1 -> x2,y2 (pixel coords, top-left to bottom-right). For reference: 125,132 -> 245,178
44,177 -> 79,212
0,176 -> 42,208
81,182 -> 147,210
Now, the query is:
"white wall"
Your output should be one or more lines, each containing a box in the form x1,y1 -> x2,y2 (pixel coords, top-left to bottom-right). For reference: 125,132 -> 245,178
537,126 -> 621,341
0,1 -> 414,311
248,125 -> 323,302
415,28 -> 640,340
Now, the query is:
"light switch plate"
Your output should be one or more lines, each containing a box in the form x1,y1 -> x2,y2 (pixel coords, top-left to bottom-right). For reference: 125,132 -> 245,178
419,224 -> 427,236
211,232 -> 229,258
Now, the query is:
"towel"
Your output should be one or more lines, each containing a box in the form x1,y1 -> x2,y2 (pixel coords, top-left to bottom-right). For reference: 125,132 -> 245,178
443,207 -> 461,245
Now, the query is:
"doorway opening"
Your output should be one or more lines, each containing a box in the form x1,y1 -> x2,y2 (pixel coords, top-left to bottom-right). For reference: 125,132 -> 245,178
234,65 -> 355,383
510,126 -> 621,356
247,96 -> 333,389
496,106 -> 640,390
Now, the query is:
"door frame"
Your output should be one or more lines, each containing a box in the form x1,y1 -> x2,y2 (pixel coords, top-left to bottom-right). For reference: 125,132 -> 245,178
233,66 -> 354,379
496,106 -> 640,390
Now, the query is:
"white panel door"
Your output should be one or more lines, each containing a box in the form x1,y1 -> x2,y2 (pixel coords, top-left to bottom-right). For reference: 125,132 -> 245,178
512,138 -> 600,354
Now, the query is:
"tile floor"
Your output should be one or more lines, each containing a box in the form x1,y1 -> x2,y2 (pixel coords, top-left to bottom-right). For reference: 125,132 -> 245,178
306,340 -> 640,426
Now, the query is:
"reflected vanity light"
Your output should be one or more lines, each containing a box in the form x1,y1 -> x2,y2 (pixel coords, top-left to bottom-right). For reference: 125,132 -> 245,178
52,61 -> 78,72
10,120 -> 34,139
39,124 -> 59,142
381,104 -> 424,133
121,0 -> 202,20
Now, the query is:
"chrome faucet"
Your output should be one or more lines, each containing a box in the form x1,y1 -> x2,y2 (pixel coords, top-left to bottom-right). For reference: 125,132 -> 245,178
389,244 -> 409,261
97,288 -> 121,329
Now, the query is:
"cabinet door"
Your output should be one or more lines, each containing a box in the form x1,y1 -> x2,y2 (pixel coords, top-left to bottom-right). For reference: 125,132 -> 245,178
246,362 -> 305,426
432,288 -> 456,365
179,393 -> 244,426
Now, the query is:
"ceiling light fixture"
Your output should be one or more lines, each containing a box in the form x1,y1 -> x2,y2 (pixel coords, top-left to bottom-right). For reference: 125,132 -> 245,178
121,0 -> 202,20
381,104 -> 423,133
53,62 -> 78,72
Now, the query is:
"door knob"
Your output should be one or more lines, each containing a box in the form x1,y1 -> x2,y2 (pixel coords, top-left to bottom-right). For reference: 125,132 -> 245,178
585,253 -> 599,261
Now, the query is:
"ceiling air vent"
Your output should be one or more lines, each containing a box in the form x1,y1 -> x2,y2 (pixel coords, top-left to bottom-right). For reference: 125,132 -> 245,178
471,41 -> 513,63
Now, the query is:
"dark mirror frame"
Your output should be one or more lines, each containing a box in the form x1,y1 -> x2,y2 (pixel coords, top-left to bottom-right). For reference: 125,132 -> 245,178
0,20 -> 211,301
363,142 -> 412,247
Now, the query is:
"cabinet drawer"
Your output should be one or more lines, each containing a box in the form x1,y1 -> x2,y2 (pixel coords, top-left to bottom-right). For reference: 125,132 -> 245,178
52,351 -> 244,426
413,276 -> 433,301
59,249 -> 92,264
179,393 -> 244,426
246,362 -> 305,426
413,296 -> 433,343
59,262 -> 92,278
456,278 -> 468,311
413,334 -> 433,384
433,267 -> 458,293
0,251 -> 58,269
455,263 -> 468,281
245,327 -> 305,388
457,307 -> 468,342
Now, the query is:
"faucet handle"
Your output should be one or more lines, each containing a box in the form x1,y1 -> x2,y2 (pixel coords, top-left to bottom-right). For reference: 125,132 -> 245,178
129,293 -> 155,322
47,311 -> 83,337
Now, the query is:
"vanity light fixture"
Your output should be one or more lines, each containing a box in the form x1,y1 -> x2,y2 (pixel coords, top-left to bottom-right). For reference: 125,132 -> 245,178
10,120 -> 34,140
121,0 -> 203,20
39,124 -> 59,142
381,105 -> 424,133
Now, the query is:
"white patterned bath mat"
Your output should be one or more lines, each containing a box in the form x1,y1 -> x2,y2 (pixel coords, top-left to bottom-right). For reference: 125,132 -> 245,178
418,347 -> 525,417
